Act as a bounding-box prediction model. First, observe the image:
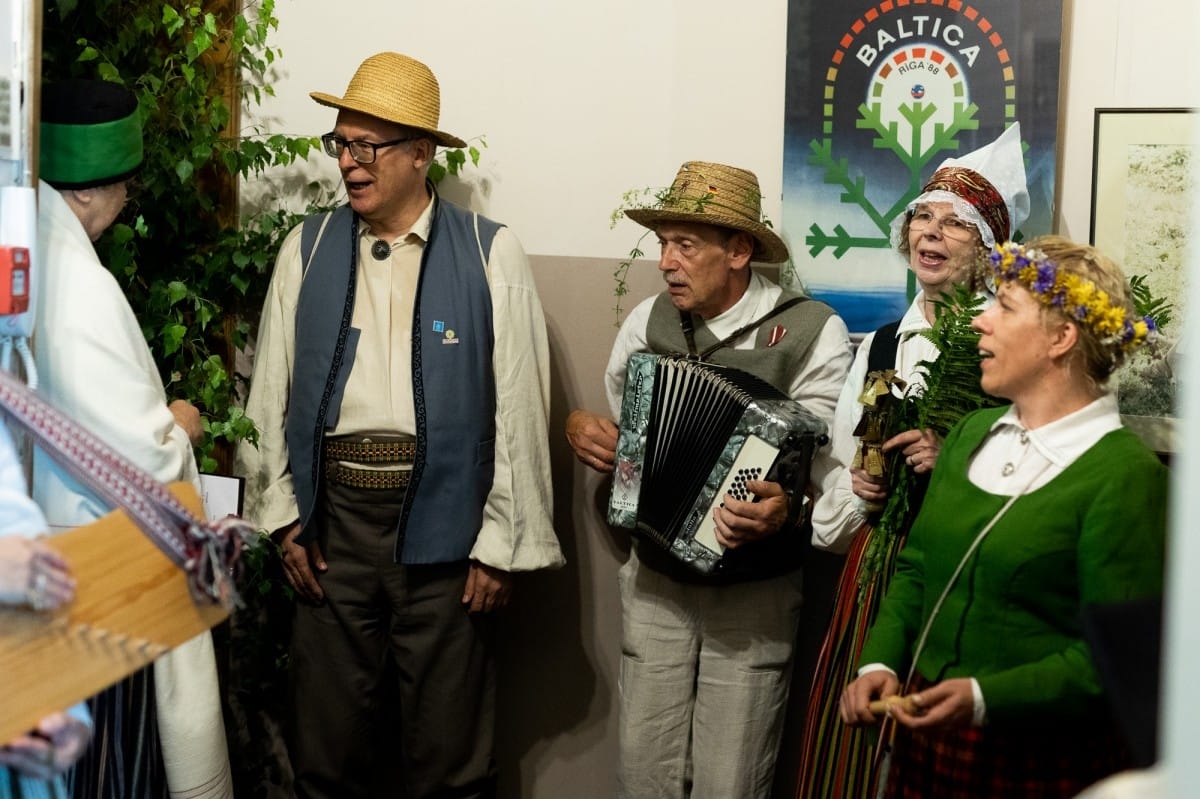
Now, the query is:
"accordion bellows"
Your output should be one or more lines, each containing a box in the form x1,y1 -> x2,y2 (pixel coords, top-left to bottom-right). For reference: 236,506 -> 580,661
608,353 -> 828,576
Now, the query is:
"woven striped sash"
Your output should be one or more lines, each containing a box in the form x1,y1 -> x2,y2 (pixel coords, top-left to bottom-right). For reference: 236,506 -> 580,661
0,368 -> 251,609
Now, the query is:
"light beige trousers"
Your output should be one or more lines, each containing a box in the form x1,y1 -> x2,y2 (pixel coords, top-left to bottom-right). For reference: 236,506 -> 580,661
617,548 -> 805,799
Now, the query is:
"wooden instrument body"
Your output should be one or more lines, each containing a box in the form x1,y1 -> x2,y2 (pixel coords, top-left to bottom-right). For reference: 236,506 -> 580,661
0,482 -> 228,742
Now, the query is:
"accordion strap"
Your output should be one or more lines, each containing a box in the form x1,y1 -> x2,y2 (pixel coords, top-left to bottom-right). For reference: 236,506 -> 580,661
680,296 -> 808,360
0,368 -> 251,608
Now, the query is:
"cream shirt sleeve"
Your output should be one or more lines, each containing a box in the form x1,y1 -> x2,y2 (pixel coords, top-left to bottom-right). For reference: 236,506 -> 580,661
235,225 -> 304,536
786,314 -> 852,424
603,295 -> 656,419
468,227 -> 565,572
810,334 -> 874,553
786,315 -> 853,504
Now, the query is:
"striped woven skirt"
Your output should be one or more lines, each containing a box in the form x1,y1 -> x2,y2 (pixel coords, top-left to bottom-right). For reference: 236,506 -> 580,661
794,523 -> 906,799
0,769 -> 67,799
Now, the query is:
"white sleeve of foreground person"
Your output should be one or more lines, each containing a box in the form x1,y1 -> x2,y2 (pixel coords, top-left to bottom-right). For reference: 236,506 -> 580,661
155,632 -> 234,799
1071,766 -> 1163,799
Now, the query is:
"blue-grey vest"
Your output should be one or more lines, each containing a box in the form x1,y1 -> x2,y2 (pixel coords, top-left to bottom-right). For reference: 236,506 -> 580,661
285,195 -> 501,563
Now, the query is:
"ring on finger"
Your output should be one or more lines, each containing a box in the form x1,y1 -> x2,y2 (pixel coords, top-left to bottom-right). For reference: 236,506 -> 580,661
27,570 -> 49,610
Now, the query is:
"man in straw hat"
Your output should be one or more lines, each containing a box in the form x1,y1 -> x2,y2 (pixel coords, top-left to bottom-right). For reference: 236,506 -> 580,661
33,78 -> 232,799
238,52 -> 563,798
566,160 -> 852,798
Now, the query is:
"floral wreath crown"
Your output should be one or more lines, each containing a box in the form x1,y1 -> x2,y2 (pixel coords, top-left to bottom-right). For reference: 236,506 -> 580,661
988,241 -> 1156,353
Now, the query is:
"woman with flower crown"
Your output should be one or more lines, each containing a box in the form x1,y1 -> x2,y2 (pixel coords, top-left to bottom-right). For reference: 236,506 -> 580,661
840,235 -> 1167,798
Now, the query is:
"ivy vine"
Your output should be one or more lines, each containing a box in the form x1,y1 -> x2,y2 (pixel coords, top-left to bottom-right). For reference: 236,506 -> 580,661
41,2 -> 486,794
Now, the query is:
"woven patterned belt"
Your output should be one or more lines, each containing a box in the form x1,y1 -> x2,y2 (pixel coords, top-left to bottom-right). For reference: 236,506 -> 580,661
325,462 -> 412,490
323,437 -> 416,464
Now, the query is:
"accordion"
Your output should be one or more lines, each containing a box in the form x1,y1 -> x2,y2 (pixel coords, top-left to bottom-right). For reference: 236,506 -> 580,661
608,353 -> 829,576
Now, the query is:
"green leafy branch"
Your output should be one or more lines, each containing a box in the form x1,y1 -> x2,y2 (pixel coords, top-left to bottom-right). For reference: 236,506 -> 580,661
607,185 -> 672,324
858,285 -> 1005,585
1129,274 -> 1174,334
44,0 -> 318,473
427,137 -> 487,184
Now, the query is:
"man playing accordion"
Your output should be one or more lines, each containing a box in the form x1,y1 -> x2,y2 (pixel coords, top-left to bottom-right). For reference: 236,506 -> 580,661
566,160 -> 852,799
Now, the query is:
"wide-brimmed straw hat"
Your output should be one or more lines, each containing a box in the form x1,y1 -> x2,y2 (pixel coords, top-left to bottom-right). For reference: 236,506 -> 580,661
625,161 -> 789,264
310,52 -> 466,149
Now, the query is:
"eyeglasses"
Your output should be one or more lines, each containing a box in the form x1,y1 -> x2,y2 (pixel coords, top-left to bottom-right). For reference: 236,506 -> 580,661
320,133 -> 416,164
908,209 -> 978,241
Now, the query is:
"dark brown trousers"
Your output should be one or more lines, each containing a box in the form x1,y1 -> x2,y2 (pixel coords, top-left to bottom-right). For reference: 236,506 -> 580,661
287,481 -> 497,799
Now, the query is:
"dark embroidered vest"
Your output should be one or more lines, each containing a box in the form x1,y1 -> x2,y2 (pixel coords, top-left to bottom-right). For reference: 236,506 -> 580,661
286,195 -> 501,563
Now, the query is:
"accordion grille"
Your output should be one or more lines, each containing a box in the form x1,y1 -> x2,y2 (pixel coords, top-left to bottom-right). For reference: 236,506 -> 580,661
637,358 -> 781,543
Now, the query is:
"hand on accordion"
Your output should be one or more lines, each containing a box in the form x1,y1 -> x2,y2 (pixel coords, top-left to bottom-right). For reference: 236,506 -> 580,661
565,409 -> 618,474
713,478 -> 790,548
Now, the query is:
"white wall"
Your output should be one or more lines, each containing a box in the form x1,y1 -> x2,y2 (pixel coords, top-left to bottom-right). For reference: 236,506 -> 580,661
1056,1 -> 1200,239
244,0 -> 789,259
247,0 -> 1199,256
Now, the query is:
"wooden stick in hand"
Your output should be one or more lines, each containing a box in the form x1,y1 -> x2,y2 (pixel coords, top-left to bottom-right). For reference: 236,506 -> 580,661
868,694 -> 919,715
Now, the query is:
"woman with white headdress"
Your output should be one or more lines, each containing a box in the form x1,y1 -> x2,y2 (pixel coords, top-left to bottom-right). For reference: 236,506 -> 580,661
796,125 -> 1028,799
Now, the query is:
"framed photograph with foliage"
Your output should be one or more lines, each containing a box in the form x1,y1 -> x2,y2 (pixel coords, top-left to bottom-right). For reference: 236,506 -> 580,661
1090,107 -> 1196,448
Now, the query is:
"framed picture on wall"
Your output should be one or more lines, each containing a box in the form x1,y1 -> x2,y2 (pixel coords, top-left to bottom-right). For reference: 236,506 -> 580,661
1090,107 -> 1196,449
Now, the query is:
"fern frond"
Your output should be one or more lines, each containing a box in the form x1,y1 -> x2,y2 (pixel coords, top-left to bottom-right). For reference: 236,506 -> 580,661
859,285 -> 1006,585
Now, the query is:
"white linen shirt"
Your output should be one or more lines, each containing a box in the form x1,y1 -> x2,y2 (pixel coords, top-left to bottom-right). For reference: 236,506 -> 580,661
33,184 -> 200,529
967,393 -> 1123,495
238,194 -> 563,572
33,181 -> 230,799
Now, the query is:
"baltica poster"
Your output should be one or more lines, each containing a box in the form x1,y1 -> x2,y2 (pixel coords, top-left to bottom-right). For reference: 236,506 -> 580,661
782,0 -> 1062,333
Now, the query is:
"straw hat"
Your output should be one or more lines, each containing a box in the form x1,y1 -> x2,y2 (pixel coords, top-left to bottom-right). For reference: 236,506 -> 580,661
625,161 -> 789,264
310,52 -> 466,148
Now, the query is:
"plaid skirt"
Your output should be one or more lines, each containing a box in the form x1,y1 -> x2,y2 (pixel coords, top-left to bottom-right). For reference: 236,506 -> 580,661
882,677 -> 1130,799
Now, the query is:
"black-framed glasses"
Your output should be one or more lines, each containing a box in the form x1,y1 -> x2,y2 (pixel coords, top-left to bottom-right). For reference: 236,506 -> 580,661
320,133 -> 416,164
